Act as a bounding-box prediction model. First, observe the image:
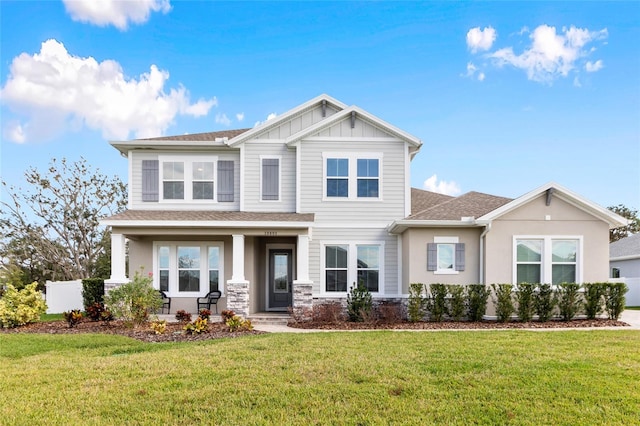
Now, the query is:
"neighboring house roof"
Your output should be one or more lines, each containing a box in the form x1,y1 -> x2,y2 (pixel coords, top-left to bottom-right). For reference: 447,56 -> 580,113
411,188 -> 454,215
408,191 -> 512,221
139,129 -> 251,142
610,233 -> 640,261
102,210 -> 314,228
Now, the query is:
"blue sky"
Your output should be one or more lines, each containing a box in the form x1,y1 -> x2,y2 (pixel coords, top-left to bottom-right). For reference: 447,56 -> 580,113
1,1 -> 639,209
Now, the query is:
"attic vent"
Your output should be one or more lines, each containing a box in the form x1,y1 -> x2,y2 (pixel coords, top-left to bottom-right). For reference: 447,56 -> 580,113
321,100 -> 327,117
546,188 -> 555,206
351,111 -> 356,128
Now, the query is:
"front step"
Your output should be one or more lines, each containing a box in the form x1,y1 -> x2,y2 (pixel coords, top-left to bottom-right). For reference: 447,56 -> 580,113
248,313 -> 291,325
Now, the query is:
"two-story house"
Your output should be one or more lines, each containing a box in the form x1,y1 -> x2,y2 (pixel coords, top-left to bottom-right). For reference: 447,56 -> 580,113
103,94 -> 627,317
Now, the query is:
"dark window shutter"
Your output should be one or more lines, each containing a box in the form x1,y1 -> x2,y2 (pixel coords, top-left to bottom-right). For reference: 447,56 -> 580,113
142,160 -> 159,202
455,243 -> 465,271
262,158 -> 279,200
217,160 -> 234,202
427,243 -> 437,271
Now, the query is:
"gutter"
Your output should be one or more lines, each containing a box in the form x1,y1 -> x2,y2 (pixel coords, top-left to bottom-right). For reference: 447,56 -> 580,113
479,222 -> 492,284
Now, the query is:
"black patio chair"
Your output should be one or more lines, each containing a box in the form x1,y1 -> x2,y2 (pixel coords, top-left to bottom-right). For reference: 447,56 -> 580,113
158,290 -> 171,314
197,290 -> 222,313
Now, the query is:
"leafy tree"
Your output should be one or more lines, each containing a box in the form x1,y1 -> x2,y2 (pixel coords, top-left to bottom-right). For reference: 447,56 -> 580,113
608,204 -> 640,242
0,158 -> 126,284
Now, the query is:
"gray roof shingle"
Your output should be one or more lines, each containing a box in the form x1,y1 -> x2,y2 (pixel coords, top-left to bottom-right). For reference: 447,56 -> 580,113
610,233 -> 640,258
408,191 -> 513,221
138,128 -> 251,142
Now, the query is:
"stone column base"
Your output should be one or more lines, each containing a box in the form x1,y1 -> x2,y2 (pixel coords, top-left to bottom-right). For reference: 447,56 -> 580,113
104,277 -> 130,293
292,280 -> 313,322
226,280 -> 250,317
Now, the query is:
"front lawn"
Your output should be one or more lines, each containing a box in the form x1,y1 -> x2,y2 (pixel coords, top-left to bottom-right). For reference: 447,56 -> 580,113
1,331 -> 639,425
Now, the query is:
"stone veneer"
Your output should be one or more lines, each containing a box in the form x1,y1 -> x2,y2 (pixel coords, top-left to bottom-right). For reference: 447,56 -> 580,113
226,281 -> 249,317
292,281 -> 313,321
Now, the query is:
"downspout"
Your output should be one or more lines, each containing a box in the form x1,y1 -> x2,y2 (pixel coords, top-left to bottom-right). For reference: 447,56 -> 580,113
479,222 -> 492,284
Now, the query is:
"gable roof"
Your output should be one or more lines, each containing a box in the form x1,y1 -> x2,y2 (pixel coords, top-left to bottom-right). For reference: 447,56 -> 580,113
226,94 -> 348,147
476,182 -> 628,228
408,191 -> 512,221
139,128 -> 250,142
610,233 -> 640,260
283,105 -> 422,149
411,188 -> 455,215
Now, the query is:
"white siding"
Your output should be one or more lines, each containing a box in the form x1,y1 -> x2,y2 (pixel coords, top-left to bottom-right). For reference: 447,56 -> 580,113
243,142 -> 296,212
316,119 -> 390,138
130,150 -> 240,210
299,137 -> 407,223
309,227 -> 399,296
255,105 -> 339,140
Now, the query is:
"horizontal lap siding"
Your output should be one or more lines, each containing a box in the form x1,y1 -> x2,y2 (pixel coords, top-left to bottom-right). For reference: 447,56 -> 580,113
130,151 -> 240,210
309,228 -> 399,296
299,138 -> 406,223
255,105 -> 339,140
243,143 -> 296,212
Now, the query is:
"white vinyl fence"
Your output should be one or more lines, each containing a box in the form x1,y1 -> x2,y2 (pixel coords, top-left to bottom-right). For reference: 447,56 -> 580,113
45,280 -> 84,314
610,277 -> 640,307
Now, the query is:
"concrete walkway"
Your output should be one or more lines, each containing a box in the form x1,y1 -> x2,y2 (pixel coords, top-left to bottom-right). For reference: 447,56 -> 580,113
252,309 -> 640,333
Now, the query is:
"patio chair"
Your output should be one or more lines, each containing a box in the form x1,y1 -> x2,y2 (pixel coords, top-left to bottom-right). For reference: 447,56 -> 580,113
159,290 -> 171,314
197,290 -> 222,313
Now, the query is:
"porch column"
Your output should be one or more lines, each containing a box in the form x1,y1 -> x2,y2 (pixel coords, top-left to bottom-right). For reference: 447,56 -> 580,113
293,234 -> 313,321
227,234 -> 250,317
105,233 -> 128,292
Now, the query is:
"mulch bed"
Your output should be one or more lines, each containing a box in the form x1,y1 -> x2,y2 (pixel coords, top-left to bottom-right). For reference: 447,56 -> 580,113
0,319 -> 265,343
289,318 -> 630,330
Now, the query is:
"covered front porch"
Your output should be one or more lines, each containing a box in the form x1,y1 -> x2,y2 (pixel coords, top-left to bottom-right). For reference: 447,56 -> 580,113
103,211 -> 315,317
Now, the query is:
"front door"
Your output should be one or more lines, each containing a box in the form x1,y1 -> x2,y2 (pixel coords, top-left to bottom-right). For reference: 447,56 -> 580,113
267,249 -> 293,311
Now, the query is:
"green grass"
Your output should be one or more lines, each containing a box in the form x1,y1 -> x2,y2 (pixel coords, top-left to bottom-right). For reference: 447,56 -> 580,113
625,306 -> 640,310
1,331 -> 639,425
39,313 -> 65,321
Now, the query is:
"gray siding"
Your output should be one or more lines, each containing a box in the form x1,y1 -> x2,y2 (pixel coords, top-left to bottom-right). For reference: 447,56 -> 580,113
255,105 -> 339,140
130,151 -> 240,210
315,118 -> 390,138
243,142 -> 296,212
299,137 -> 407,223
309,227 -> 399,296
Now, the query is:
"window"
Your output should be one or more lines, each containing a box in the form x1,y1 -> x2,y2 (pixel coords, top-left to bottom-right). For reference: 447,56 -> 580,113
327,158 -> 349,197
514,237 -> 581,285
261,157 -> 280,201
427,238 -> 465,274
163,161 -> 184,200
192,162 -> 214,200
323,153 -> 382,200
612,268 -> 620,279
154,242 -> 224,296
357,159 -> 379,198
323,242 -> 384,294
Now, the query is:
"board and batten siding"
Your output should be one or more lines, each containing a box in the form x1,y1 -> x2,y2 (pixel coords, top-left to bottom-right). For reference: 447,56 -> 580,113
299,138 -> 407,223
254,105 -> 339,140
308,227 -> 400,296
243,142 -> 296,212
130,150 -> 240,210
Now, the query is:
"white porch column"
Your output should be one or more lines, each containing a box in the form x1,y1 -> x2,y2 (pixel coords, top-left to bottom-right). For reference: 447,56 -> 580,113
293,233 -> 313,321
231,234 -> 246,281
105,233 -> 128,291
227,234 -> 250,316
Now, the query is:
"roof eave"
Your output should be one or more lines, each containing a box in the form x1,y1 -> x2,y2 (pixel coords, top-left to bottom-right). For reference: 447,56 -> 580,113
101,219 -> 315,228
388,219 -> 480,234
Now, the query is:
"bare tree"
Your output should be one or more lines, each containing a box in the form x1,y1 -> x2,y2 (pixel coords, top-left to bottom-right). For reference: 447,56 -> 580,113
0,158 -> 126,283
608,204 -> 640,243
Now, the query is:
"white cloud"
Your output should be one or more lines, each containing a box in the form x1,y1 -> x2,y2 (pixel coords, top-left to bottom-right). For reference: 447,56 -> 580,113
253,112 -> 278,127
488,25 -> 608,83
585,60 -> 603,72
462,62 -> 486,81
423,174 -> 461,196
236,112 -> 245,122
4,122 -> 26,144
573,76 -> 582,87
466,26 -> 497,53
0,39 -> 217,142
215,113 -> 231,126
62,0 -> 171,30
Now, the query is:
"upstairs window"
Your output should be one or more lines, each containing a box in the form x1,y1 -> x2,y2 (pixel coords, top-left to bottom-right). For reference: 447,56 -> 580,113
357,159 -> 379,198
192,162 -> 214,200
326,158 -> 349,197
163,161 -> 185,200
153,156 -> 226,202
323,153 -> 382,200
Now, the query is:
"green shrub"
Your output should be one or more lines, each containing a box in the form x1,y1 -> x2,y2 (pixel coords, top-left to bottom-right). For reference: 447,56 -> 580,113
407,283 -> 425,322
535,283 -> 556,322
557,282 -> 582,321
226,315 -> 253,332
347,281 -> 372,322
184,317 -> 209,335
63,310 -> 83,328
467,284 -> 490,321
603,282 -> 628,320
103,272 -> 162,326
175,310 -> 192,323
82,278 -> 105,310
447,285 -> 466,321
515,283 -> 536,322
492,284 -> 514,322
427,284 -> 448,322
0,282 -> 47,328
583,283 -> 606,320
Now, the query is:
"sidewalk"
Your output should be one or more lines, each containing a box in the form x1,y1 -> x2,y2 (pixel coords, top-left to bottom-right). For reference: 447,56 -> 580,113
252,309 -> 640,333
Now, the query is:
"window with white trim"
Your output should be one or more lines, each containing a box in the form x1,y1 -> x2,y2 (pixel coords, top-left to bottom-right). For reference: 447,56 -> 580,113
323,242 -> 384,294
427,237 -> 465,274
192,162 -> 214,200
163,161 -> 185,200
323,153 -> 382,200
514,237 -> 581,285
159,156 -> 218,202
154,242 -> 224,297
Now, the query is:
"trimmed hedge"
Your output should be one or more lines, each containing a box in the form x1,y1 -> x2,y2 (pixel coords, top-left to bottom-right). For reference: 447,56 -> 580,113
82,278 -> 105,310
